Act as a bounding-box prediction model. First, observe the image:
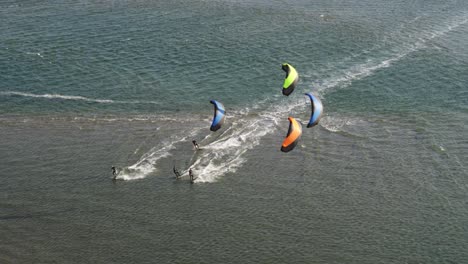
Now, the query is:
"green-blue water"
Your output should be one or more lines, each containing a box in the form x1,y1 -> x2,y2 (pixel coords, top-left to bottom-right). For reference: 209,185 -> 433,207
1,0 -> 468,263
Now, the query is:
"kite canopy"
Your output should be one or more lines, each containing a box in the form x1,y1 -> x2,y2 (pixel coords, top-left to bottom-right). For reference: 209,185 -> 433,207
281,117 -> 302,152
282,63 -> 299,96
305,92 -> 323,128
210,100 -> 225,131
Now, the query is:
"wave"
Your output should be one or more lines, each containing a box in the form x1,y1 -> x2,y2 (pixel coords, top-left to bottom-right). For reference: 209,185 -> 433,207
0,91 -> 160,105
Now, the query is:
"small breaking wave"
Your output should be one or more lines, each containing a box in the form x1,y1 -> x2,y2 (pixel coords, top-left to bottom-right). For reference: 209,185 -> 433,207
0,91 -> 160,105
1,91 -> 115,103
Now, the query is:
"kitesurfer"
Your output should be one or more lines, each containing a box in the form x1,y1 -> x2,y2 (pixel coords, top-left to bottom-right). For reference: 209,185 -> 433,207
189,168 -> 195,184
111,166 -> 118,180
192,140 -> 200,150
173,165 -> 181,179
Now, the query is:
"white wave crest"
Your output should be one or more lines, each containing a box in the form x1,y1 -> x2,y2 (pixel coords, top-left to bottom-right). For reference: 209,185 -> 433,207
1,91 -> 115,103
0,91 -> 160,104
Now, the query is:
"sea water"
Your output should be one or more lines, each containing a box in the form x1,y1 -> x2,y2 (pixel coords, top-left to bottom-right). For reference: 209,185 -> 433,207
1,0 -> 468,263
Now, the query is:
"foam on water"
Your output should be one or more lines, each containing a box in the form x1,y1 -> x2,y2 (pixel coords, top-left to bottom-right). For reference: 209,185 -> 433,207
0,91 -> 160,105
116,119 -> 206,181
190,117 -> 275,183
117,133 -> 192,181
1,91 -> 115,104
118,105 -> 280,183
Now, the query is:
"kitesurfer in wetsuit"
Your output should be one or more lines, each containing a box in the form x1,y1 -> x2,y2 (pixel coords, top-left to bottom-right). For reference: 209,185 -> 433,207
111,166 -> 118,180
189,168 -> 195,184
192,140 -> 200,150
173,165 -> 181,179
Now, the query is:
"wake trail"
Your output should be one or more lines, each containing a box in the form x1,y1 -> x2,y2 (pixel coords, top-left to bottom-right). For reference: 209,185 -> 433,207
119,13 -> 468,183
117,127 -> 202,181
309,13 -> 468,95
0,91 -> 160,105
190,117 -> 276,183
119,108 -> 279,183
